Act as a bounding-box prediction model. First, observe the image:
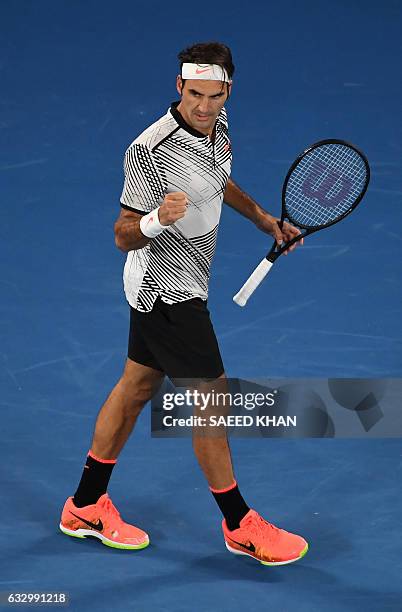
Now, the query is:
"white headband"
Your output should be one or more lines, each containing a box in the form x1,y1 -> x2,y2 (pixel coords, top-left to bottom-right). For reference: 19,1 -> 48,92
181,63 -> 231,83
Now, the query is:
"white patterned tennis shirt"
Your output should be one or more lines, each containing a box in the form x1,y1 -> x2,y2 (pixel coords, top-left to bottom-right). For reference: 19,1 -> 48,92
120,101 -> 232,312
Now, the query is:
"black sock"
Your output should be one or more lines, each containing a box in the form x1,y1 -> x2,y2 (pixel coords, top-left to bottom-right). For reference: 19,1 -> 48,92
211,482 -> 250,531
73,452 -> 117,508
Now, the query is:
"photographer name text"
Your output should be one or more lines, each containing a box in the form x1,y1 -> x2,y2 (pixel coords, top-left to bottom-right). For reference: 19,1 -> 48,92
162,415 -> 297,428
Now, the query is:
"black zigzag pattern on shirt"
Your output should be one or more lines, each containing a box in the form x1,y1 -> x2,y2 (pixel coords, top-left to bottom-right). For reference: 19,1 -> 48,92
156,135 -> 229,203
215,126 -> 232,165
152,228 -> 211,287
136,290 -> 157,312
190,224 -> 219,262
122,144 -> 167,212
134,225 -> 220,311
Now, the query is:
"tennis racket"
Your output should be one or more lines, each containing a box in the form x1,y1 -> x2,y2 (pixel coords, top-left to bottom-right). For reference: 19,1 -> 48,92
233,139 -> 370,307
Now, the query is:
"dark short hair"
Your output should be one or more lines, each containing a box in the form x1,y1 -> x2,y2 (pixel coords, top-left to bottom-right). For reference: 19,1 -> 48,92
177,41 -> 234,95
178,41 -> 235,79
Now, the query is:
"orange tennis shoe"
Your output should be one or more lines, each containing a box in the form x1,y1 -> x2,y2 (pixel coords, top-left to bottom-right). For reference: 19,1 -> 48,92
59,493 -> 149,550
222,509 -> 308,566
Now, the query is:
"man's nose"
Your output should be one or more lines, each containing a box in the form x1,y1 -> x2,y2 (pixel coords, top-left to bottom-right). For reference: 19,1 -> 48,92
197,97 -> 210,113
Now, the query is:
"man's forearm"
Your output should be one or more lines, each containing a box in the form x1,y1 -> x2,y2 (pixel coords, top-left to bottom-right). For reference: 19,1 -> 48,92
114,216 -> 150,252
223,178 -> 269,224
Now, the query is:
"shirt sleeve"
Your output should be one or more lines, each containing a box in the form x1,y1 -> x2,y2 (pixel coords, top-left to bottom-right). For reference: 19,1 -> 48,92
120,143 -> 167,213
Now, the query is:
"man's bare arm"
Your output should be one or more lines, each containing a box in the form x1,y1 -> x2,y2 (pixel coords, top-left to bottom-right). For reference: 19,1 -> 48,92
223,177 -> 267,224
114,208 -> 150,252
223,177 -> 303,252
114,192 -> 189,253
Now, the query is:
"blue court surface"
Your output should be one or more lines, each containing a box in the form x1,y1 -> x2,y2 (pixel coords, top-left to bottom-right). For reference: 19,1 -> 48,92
1,1 -> 402,610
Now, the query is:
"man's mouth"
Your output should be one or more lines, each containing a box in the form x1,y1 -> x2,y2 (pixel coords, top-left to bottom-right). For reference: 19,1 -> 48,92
195,113 -> 210,121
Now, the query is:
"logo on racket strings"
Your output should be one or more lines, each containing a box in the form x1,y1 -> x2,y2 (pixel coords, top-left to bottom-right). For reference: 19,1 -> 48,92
301,160 -> 353,208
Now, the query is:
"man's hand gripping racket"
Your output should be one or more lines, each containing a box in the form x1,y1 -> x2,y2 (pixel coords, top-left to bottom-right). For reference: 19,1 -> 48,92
233,139 -> 370,307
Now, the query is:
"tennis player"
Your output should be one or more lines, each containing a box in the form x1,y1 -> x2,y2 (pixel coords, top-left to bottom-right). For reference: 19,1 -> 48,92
60,41 -> 308,565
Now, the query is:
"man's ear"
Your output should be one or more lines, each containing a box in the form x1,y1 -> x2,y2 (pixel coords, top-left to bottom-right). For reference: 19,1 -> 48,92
176,75 -> 184,96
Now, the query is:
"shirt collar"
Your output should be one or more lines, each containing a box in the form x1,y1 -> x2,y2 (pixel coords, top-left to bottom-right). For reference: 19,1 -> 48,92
169,100 -> 220,139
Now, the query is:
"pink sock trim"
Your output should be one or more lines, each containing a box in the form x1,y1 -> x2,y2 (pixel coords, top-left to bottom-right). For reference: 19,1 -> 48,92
88,449 -> 117,464
209,480 -> 237,494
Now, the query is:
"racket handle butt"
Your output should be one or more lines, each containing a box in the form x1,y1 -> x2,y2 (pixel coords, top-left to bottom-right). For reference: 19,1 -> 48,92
233,293 -> 247,307
233,259 -> 273,307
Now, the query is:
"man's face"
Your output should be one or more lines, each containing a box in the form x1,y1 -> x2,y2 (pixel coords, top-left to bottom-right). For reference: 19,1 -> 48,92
176,76 -> 231,135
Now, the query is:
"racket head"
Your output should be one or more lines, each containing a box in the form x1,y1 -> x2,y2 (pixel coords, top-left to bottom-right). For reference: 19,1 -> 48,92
281,139 -> 370,231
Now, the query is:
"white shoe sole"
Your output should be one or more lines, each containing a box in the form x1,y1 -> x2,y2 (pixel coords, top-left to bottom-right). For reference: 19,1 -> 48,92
59,523 -> 149,550
225,541 -> 309,566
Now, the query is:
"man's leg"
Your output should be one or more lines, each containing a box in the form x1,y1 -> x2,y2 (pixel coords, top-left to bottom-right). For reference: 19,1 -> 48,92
191,374 -> 235,490
59,358 -> 164,550
192,374 -> 308,565
191,373 -> 249,531
90,357 -> 164,458
73,357 -> 164,506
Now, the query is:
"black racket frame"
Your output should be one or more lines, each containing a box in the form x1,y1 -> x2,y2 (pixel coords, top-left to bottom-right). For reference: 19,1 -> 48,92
266,139 -> 370,263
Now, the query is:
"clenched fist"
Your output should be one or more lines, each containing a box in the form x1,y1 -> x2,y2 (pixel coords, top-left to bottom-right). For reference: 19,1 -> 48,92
159,192 -> 188,226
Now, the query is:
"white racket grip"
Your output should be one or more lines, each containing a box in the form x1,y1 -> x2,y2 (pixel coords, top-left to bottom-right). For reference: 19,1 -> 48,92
233,259 -> 273,307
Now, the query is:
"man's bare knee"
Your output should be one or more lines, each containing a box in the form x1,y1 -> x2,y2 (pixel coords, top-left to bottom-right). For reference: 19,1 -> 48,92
119,358 -> 164,413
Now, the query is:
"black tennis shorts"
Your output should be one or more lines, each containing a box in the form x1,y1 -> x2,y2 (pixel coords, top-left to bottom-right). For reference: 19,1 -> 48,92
128,297 -> 224,381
